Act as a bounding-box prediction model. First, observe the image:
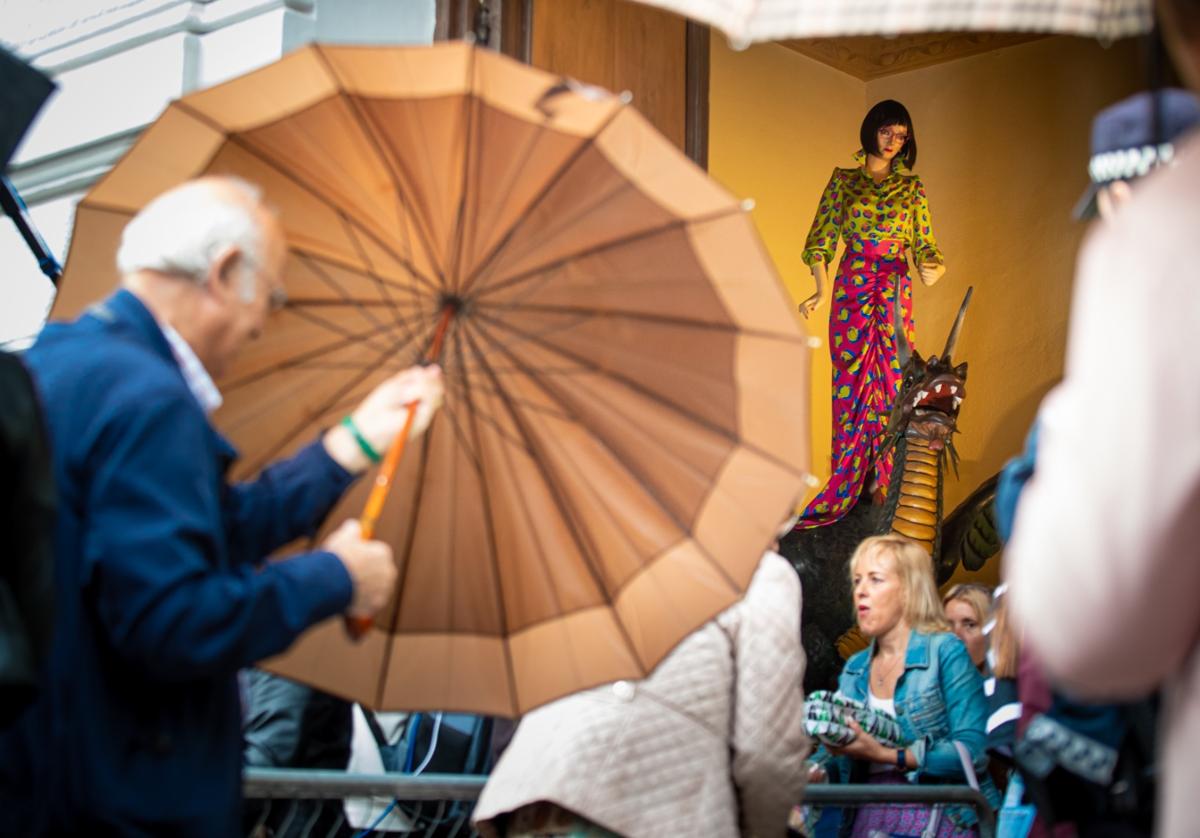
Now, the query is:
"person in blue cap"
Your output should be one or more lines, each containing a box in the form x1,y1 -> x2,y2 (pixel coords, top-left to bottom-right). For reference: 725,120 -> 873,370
1003,1 -> 1200,832
1071,87 -> 1200,222
997,86 -> 1200,536
992,86 -> 1200,838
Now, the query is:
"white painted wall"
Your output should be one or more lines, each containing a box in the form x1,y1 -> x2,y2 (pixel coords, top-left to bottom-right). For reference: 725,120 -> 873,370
1,0 -> 436,347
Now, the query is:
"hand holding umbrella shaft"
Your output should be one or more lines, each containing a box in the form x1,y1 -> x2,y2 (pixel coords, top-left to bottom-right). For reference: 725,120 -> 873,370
338,365 -> 444,639
323,366 -> 444,475
323,520 -> 397,619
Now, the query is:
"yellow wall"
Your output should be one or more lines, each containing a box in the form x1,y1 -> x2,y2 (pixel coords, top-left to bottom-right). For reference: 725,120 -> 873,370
710,41 -> 864,502
710,35 -> 1140,584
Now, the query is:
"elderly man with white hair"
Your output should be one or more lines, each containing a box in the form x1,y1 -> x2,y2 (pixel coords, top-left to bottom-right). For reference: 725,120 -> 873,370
0,176 -> 443,837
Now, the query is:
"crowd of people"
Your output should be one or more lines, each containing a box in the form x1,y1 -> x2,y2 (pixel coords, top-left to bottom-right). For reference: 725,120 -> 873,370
3,1 -> 1200,836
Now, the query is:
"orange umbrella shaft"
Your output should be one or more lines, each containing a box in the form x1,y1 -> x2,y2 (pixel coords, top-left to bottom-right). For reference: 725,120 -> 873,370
347,304 -> 454,639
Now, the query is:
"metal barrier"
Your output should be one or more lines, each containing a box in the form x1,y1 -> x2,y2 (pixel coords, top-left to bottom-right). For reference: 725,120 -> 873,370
243,769 -> 995,838
804,784 -> 996,838
244,769 -> 486,838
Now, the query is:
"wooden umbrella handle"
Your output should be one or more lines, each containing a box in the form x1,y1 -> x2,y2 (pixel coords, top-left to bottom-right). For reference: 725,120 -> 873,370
344,400 -> 419,640
344,304 -> 454,641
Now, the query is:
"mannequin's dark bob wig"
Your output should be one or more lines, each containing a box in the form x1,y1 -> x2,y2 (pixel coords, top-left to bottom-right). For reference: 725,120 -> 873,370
860,100 -> 917,169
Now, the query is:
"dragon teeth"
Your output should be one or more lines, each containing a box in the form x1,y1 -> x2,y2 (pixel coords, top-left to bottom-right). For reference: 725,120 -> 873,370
953,396 -> 963,408
934,383 -> 943,393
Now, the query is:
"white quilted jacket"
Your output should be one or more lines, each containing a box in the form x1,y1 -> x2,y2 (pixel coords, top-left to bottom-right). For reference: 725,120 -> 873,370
473,552 -> 809,838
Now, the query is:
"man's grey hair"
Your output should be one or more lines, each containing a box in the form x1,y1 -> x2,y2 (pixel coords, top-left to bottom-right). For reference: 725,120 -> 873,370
116,177 -> 266,302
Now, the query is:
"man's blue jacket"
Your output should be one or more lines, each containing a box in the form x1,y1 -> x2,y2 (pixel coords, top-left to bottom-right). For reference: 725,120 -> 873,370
0,290 -> 358,836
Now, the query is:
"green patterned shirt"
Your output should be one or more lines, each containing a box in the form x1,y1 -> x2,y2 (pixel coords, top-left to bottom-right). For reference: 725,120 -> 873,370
802,151 -> 943,268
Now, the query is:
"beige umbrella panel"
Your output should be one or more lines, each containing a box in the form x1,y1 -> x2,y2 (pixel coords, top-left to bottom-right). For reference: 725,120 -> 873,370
630,0 -> 1153,42
51,43 -> 810,717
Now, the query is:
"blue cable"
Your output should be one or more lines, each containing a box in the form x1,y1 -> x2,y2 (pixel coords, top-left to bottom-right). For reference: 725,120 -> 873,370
353,712 -> 444,837
351,798 -> 397,838
402,712 -> 421,772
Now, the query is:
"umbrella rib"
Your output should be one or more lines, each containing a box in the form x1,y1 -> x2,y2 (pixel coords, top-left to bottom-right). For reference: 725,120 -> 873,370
268,360 -> 411,373
296,253 -> 389,332
471,343 -> 772,653
294,252 -> 431,360
469,335 -> 680,586
172,100 -> 443,298
472,309 -> 809,481
220,321 -> 400,392
472,204 -> 745,304
470,317 -> 742,598
334,210 -> 430,346
454,80 -> 549,300
284,305 -> 396,355
309,45 -> 447,287
237,331 -> 418,476
375,422 -> 436,710
441,377 -> 541,455
468,173 -> 646,295
455,99 -> 629,298
444,46 -> 478,293
444,374 -> 577,424
491,301 -> 808,341
417,318 -> 488,476
449,322 -> 521,715
332,88 -> 451,287
225,385 -> 367,443
454,310 -> 595,372
481,322 -> 779,604
289,245 -> 432,297
281,297 -> 426,308
461,329 -> 572,616
432,386 -> 486,475
464,327 -> 644,671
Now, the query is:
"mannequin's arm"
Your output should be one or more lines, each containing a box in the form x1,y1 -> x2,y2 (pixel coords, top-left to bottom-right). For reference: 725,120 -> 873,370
799,261 -> 830,318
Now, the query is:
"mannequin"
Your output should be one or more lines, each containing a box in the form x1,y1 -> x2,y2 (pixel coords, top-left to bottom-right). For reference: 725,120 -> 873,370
798,100 -> 945,527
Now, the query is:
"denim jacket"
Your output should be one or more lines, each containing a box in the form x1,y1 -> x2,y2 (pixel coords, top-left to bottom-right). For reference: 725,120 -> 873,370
817,629 -> 1001,830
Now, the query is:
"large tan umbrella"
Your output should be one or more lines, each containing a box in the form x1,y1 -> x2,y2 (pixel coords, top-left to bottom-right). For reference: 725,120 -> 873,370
50,43 -> 811,716
631,0 -> 1152,42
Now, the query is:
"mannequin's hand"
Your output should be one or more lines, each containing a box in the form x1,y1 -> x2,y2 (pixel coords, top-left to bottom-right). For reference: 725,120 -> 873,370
917,262 -> 945,287
798,292 -> 827,319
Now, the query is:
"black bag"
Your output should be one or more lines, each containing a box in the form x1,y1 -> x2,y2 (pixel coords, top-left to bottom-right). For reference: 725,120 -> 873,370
1015,697 -> 1157,836
0,353 -> 56,728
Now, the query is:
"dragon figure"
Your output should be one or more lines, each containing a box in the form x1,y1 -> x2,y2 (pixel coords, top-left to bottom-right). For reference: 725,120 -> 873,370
779,287 -> 1003,691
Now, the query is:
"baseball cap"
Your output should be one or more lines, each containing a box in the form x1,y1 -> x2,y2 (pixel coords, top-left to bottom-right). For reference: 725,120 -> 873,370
1074,88 -> 1200,219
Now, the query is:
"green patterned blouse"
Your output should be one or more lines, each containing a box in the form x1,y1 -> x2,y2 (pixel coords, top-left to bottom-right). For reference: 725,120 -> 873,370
801,151 -> 943,268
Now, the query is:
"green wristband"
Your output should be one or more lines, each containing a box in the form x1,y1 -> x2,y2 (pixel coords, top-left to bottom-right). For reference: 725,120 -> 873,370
341,415 -> 382,464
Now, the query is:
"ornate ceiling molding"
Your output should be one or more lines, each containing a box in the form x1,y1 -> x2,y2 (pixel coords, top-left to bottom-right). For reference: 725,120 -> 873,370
780,32 -> 1048,80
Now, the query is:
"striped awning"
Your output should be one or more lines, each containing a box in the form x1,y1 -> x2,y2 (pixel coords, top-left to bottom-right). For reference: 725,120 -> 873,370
633,0 -> 1153,43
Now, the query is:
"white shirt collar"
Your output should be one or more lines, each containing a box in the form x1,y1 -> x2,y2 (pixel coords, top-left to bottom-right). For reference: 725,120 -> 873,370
160,323 -> 223,415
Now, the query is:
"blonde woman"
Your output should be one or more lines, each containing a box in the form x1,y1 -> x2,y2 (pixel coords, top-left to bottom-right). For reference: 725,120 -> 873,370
811,535 -> 998,837
942,584 -> 992,674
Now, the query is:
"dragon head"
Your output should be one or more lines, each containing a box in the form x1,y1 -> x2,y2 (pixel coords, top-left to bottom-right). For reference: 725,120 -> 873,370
883,287 -> 972,469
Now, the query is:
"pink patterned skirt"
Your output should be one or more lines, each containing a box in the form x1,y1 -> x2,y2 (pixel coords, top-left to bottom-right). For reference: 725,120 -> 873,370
800,238 -> 913,528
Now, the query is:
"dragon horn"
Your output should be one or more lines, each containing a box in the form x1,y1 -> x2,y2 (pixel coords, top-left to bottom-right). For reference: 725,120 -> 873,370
941,286 -> 974,362
893,285 -> 911,368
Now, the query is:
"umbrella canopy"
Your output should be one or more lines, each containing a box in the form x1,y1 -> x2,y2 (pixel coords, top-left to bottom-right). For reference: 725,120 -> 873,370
49,43 -> 811,716
632,0 -> 1152,42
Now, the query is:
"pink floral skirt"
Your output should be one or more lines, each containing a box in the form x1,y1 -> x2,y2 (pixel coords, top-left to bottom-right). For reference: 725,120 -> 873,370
800,238 -> 913,528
